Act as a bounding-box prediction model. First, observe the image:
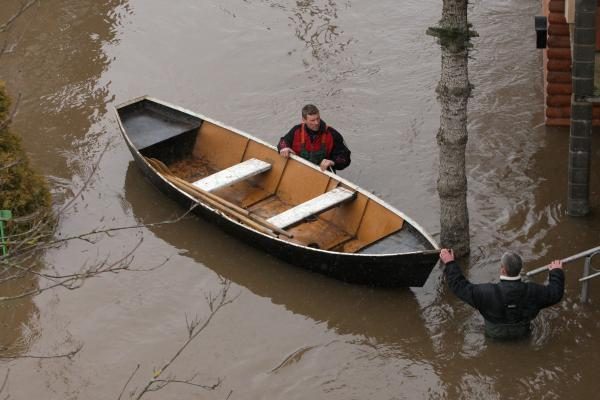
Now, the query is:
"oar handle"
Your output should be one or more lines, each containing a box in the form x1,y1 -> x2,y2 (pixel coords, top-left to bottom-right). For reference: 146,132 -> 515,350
145,157 -> 294,239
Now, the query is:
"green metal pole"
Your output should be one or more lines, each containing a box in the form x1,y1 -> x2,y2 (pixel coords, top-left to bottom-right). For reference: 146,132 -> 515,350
0,210 -> 13,256
0,220 -> 5,256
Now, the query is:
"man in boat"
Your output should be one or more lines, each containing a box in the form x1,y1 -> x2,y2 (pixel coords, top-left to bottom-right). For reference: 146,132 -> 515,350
439,248 -> 564,340
277,104 -> 351,171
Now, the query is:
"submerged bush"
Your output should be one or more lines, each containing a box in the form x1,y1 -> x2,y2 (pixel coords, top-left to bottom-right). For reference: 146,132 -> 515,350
0,81 -> 52,240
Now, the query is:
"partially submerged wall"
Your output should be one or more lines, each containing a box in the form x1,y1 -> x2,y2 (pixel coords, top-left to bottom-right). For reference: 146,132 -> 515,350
543,0 -> 600,126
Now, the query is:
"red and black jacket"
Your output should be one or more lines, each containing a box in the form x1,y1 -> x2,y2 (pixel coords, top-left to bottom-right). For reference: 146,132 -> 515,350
277,120 -> 351,170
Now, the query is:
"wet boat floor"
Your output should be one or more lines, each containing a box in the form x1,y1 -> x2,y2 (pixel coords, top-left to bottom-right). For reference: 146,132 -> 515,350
168,156 -> 401,253
169,157 -> 429,254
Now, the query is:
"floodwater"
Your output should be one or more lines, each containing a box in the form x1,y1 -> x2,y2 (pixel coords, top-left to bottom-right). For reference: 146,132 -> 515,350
1,0 -> 600,398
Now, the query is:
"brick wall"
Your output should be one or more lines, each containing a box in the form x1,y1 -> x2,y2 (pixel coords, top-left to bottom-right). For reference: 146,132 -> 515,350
543,0 -> 600,126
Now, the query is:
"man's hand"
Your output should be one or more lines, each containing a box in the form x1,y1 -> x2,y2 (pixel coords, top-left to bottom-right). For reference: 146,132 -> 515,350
548,259 -> 563,270
439,248 -> 455,264
279,147 -> 296,158
320,159 -> 335,171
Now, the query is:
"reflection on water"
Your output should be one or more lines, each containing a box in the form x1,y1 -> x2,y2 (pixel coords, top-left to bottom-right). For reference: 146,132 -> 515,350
1,0 -> 600,398
287,0 -> 352,60
124,162 -> 434,350
248,0 -> 353,61
0,0 -> 128,363
0,0 -> 131,182
0,0 -> 133,394
0,283 -> 40,357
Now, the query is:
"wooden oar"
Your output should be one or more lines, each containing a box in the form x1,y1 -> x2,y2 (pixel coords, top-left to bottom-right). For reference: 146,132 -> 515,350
147,158 -> 293,238
167,174 -> 294,239
147,158 -> 293,237
168,177 -> 278,237
147,158 -> 245,213
144,157 -> 293,239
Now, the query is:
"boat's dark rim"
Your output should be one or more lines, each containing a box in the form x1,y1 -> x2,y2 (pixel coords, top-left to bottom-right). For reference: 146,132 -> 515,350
114,95 -> 440,256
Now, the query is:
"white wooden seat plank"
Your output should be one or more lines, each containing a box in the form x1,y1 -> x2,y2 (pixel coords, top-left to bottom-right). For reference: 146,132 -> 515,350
192,158 -> 271,192
267,187 -> 356,229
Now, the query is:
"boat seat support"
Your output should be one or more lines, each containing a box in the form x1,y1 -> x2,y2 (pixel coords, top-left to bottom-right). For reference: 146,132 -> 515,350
192,158 -> 271,192
267,187 -> 356,229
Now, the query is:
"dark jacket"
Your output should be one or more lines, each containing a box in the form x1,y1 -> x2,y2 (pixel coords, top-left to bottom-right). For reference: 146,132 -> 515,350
277,120 -> 351,170
445,261 -> 564,339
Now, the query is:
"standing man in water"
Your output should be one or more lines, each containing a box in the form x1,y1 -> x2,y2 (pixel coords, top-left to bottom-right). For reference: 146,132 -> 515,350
439,248 -> 564,340
277,104 -> 351,172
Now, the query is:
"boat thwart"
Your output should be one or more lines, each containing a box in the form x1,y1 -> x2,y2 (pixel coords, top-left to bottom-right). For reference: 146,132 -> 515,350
115,96 -> 440,287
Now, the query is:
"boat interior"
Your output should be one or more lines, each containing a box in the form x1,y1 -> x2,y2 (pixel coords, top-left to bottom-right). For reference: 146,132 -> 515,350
119,99 -> 433,254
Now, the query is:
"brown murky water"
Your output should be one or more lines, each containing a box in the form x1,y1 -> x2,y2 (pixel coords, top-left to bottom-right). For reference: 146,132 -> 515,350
1,0 -> 600,398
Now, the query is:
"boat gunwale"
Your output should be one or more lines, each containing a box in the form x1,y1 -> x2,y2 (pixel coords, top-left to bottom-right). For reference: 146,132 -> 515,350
114,95 -> 440,256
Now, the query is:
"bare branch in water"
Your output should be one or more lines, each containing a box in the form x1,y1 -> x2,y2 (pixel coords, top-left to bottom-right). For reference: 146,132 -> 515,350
0,159 -> 22,171
121,277 -> 238,399
118,364 -> 140,400
0,369 -> 8,398
0,138 -> 197,303
0,93 -> 21,132
0,0 -> 39,33
0,344 -> 82,360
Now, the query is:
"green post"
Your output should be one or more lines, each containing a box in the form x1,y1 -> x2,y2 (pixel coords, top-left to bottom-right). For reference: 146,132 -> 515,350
0,210 -> 13,256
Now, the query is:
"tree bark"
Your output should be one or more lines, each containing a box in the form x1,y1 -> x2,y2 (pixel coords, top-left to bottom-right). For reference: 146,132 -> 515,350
435,0 -> 470,256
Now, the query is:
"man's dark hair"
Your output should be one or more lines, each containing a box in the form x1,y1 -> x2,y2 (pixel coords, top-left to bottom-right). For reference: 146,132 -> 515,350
501,252 -> 523,277
302,104 -> 320,119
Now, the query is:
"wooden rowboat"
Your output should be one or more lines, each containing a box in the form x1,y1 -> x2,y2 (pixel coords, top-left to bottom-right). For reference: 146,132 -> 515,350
115,96 -> 440,287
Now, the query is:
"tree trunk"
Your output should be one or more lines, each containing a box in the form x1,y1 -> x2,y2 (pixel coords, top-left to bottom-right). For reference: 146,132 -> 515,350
435,0 -> 470,256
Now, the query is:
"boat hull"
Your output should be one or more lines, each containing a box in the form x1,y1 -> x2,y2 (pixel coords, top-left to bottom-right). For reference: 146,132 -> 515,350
117,97 -> 440,287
